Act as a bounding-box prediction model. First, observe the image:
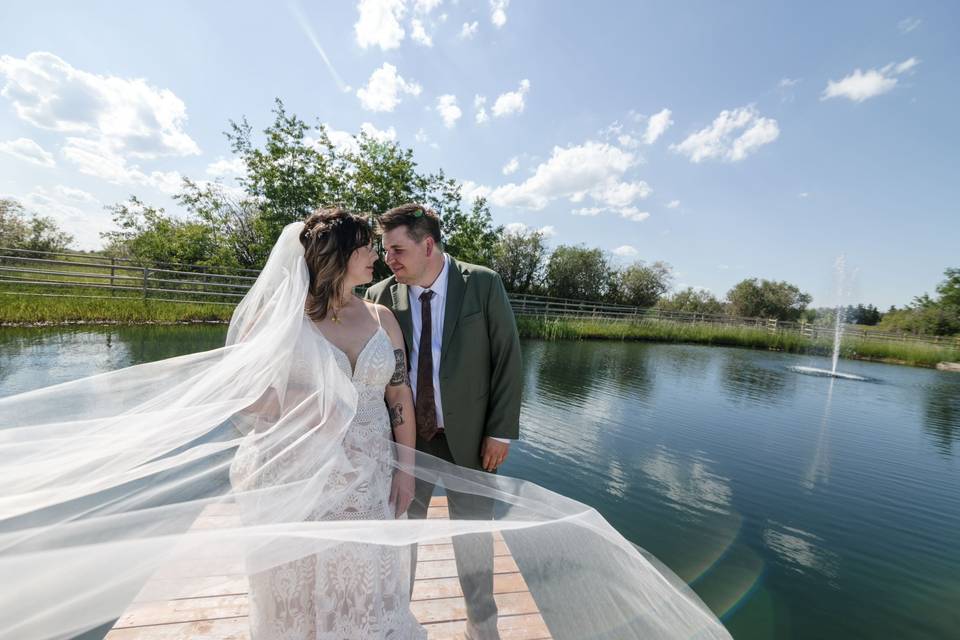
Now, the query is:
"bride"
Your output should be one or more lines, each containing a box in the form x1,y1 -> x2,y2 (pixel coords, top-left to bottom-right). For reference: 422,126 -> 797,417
229,207 -> 427,638
0,206 -> 733,640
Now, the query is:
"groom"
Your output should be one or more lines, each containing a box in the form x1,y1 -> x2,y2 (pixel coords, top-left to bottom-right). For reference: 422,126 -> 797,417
366,203 -> 522,639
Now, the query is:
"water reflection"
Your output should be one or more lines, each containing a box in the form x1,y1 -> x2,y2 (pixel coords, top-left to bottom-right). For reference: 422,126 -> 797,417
531,339 -> 654,406
923,378 -> 960,455
762,521 -> 838,582
640,445 -> 733,518
718,351 -> 792,406
802,378 -> 835,491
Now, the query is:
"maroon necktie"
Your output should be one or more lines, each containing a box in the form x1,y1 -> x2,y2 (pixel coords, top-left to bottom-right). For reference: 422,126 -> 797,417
415,290 -> 440,441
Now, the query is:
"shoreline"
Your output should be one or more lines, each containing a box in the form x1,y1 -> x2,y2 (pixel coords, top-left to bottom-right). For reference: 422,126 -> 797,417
2,316 -> 957,371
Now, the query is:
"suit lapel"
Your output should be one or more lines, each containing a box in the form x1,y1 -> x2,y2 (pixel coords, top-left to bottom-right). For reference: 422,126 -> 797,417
440,260 -> 465,367
390,283 -> 414,350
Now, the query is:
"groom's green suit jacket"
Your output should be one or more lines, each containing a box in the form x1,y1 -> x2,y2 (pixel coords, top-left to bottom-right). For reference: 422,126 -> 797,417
365,257 -> 522,470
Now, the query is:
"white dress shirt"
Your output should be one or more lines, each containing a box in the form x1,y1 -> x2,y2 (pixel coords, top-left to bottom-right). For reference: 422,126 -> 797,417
408,254 -> 510,444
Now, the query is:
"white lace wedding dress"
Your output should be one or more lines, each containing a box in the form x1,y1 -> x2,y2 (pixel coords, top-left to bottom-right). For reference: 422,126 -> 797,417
232,320 -> 427,639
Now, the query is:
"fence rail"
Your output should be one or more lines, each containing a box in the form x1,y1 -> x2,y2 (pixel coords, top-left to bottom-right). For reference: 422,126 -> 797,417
2,247 -> 957,348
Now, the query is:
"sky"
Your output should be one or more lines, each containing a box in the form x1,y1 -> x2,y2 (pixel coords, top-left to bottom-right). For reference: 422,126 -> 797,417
0,1 -> 957,309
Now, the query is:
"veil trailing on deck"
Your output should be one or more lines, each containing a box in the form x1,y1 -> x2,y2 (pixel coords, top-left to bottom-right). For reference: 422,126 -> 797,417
0,222 -> 731,639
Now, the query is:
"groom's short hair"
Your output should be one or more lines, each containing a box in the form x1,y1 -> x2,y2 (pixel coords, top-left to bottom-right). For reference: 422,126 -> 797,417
378,203 -> 442,246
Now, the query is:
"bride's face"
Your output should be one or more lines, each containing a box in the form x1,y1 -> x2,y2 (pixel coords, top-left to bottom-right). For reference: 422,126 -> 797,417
345,241 -> 377,287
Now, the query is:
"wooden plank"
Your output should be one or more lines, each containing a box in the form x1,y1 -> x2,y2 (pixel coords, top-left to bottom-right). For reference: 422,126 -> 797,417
412,572 -> 530,601
411,591 -> 540,625
106,617 -> 249,640
423,613 -> 552,640
109,496 -> 551,639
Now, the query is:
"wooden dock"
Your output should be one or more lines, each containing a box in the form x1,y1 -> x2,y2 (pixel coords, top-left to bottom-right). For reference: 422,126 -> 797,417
106,496 -> 552,639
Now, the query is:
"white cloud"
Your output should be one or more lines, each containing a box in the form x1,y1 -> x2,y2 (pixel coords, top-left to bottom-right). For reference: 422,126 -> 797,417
0,137 -> 56,167
460,179 -> 491,202
799,192 -> 809,198
474,94 -> 489,124
60,136 -> 183,193
0,51 -> 200,160
821,58 -> 920,103
671,105 -> 779,163
491,0 -> 509,28
592,180 -> 652,207
492,79 -> 530,118
618,207 -> 650,222
779,77 -> 801,88
617,134 -> 640,149
17,187 -> 107,249
502,156 -> 519,175
613,245 -> 638,257
898,17 -> 921,33
436,94 -> 462,128
53,185 -> 98,203
460,21 -> 479,39
643,108 -> 673,144
312,122 -> 396,156
504,221 -> 555,238
354,0 -> 406,50
572,207 -> 603,216
415,128 -> 430,143
357,63 -> 421,112
485,141 -> 648,210
666,199 -> 680,209
360,121 -> 397,142
414,0 -> 443,13
206,156 -> 246,176
410,18 -> 432,46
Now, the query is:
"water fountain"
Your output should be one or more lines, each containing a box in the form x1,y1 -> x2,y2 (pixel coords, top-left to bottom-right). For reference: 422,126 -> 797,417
792,256 -> 868,381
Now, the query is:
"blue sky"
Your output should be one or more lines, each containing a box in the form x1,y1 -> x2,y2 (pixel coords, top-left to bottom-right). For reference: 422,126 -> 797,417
1,1 -> 957,309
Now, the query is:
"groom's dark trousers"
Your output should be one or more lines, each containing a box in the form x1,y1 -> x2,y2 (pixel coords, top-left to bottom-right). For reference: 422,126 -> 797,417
407,431 -> 497,626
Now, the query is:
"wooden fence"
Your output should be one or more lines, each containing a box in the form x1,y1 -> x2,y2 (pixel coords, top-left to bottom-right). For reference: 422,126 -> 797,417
2,246 -> 957,349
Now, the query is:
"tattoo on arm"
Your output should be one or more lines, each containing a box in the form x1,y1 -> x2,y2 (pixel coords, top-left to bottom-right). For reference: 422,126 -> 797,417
389,349 -> 410,386
389,403 -> 404,427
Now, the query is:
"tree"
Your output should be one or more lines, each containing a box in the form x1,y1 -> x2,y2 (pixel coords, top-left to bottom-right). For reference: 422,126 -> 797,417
544,245 -> 611,301
613,261 -> 673,307
878,268 -> 960,336
0,198 -> 74,252
175,179 -> 268,268
106,99 -> 499,274
658,287 -> 725,315
726,278 -> 813,321
935,267 -> 960,311
442,197 -> 502,268
101,196 -> 228,267
492,226 -> 548,293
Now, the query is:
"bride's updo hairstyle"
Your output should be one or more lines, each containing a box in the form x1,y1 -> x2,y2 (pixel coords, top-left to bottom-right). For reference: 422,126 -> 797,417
299,207 -> 373,322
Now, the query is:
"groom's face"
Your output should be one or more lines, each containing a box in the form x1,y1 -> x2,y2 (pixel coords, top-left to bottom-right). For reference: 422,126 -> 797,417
382,226 -> 432,285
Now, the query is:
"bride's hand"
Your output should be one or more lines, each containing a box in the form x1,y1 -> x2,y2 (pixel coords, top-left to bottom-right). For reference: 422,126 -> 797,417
389,469 -> 415,517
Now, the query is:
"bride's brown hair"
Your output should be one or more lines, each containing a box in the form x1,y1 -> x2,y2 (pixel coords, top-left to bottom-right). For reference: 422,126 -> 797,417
299,207 -> 373,322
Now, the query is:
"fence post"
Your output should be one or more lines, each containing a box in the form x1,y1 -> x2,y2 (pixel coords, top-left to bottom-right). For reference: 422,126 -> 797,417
110,258 -> 116,296
143,267 -> 149,300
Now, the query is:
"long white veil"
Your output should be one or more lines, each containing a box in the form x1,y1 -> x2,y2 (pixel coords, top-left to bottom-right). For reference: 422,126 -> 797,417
0,222 -> 731,639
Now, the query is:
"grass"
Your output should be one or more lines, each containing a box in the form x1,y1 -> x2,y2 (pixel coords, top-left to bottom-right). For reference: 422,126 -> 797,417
2,292 -> 957,368
517,316 -> 960,368
0,292 -> 234,324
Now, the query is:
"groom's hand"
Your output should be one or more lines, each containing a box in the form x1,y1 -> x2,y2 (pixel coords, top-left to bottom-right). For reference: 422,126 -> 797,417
481,437 -> 510,472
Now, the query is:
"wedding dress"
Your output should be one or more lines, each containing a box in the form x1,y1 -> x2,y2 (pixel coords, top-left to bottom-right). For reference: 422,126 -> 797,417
230,318 -> 426,639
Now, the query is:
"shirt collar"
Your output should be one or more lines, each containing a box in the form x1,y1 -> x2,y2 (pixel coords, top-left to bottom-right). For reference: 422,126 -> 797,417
409,253 -> 449,301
